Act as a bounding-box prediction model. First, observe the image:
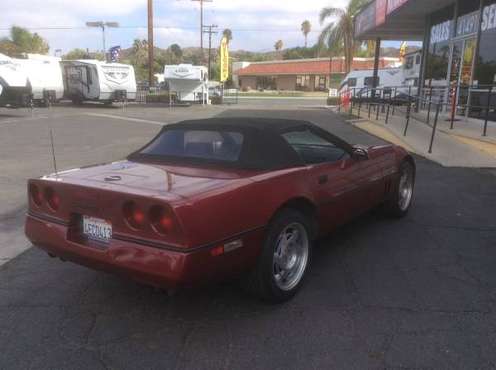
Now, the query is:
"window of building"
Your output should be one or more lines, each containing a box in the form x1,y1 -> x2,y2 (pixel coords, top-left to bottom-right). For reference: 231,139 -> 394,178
256,76 -> 276,90
314,75 -> 327,91
425,5 -> 455,86
475,0 -> 496,85
296,75 -> 311,90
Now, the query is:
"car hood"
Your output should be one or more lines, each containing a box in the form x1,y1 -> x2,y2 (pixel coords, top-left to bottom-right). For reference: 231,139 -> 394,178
45,160 -> 259,201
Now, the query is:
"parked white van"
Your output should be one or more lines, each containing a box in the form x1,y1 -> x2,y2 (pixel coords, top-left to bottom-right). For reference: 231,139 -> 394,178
61,60 -> 137,104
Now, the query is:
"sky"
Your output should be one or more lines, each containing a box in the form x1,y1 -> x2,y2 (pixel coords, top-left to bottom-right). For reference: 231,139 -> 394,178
0,0 -> 402,54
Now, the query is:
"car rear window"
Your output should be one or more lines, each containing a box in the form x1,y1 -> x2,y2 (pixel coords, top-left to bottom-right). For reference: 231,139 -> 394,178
139,129 -> 244,162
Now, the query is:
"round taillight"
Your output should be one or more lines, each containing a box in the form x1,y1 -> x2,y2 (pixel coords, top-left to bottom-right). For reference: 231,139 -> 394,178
44,187 -> 60,211
29,184 -> 42,207
149,205 -> 174,235
123,201 -> 145,230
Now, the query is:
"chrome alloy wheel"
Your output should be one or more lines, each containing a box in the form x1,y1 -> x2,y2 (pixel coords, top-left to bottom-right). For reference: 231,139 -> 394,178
273,222 -> 309,291
398,165 -> 414,211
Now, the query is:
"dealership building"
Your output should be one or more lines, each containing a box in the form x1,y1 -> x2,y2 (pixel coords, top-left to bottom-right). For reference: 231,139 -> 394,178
355,0 -> 496,117
233,57 -> 399,91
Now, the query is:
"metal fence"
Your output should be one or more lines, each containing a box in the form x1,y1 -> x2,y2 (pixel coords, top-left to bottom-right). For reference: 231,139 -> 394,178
338,83 -> 496,153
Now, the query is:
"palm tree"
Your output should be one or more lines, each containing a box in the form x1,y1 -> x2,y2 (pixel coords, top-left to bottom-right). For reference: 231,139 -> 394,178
318,0 -> 368,73
274,40 -> 284,60
222,29 -> 233,44
301,20 -> 312,48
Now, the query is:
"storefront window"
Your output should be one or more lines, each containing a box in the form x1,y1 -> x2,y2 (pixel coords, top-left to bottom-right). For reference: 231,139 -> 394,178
425,5 -> 455,87
314,76 -> 327,91
296,75 -> 311,91
256,76 -> 276,90
475,0 -> 496,85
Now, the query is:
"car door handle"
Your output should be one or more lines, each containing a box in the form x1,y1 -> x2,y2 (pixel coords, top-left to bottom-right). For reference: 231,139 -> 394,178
318,175 -> 328,185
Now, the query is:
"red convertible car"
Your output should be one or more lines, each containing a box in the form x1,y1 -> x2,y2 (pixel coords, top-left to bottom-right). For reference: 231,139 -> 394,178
25,118 -> 415,302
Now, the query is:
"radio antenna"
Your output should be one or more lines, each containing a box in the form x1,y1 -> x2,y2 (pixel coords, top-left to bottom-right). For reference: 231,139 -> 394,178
49,128 -> 59,177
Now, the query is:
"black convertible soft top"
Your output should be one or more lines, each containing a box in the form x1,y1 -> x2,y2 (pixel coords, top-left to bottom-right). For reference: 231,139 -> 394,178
128,117 -> 354,170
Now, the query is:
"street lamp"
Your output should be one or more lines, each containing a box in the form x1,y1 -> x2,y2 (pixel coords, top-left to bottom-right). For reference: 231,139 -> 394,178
86,21 -> 119,61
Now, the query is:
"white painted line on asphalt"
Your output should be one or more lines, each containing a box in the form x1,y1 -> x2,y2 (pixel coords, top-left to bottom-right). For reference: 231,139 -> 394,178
84,113 -> 166,125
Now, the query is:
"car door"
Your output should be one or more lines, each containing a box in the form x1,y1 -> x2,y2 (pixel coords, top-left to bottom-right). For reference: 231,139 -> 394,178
338,149 -> 386,216
281,128 -> 364,233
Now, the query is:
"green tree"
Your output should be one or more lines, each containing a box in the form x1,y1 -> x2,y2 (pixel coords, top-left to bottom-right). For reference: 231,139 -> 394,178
130,39 -> 149,81
169,43 -> 183,63
9,26 -> 49,54
318,0 -> 368,73
63,48 -> 90,60
301,20 -> 311,48
222,29 -> 233,44
274,40 -> 284,52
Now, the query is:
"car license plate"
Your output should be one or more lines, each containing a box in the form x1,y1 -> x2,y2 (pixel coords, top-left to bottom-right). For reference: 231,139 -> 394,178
82,216 -> 112,243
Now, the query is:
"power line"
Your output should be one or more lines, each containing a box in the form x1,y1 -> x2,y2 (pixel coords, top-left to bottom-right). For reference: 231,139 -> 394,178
0,25 -> 324,33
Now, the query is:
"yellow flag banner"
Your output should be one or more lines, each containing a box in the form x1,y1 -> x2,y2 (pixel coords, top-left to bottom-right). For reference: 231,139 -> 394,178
399,41 -> 407,62
220,36 -> 229,82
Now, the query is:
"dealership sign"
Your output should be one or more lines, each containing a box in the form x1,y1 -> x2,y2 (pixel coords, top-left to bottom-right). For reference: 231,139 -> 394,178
431,20 -> 452,44
355,1 -> 376,36
481,3 -> 496,32
387,0 -> 409,15
456,11 -> 479,37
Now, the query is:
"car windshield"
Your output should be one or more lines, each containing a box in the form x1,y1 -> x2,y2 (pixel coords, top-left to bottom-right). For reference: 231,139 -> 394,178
139,129 -> 244,162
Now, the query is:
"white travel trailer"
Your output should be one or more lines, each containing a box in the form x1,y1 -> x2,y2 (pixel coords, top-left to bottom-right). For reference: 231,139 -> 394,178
0,53 -> 31,107
339,68 -> 405,97
13,54 -> 64,106
61,60 -> 137,104
164,64 -> 208,103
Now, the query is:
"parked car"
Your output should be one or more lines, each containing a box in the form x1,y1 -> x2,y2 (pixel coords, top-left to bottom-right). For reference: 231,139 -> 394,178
24,118 -> 415,302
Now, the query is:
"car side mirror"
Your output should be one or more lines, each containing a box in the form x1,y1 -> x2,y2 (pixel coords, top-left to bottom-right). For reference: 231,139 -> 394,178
352,147 -> 369,161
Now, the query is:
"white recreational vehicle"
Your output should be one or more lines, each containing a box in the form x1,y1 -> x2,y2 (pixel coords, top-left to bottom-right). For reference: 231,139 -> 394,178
164,64 -> 208,103
339,68 -> 406,97
339,51 -> 421,99
13,54 -> 64,106
61,60 -> 137,104
0,53 -> 31,108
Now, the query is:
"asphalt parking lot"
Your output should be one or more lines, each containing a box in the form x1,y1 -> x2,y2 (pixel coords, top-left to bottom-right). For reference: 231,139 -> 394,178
1,102 -> 496,369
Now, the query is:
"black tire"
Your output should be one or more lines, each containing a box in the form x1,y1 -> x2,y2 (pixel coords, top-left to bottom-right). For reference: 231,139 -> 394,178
245,208 -> 313,303
384,160 -> 415,218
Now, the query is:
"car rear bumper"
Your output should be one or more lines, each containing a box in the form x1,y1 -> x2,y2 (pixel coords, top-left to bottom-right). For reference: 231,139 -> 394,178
25,214 -> 264,289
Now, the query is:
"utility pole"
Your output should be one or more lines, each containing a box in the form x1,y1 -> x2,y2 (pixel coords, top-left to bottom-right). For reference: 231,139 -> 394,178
192,0 -> 213,56
147,0 -> 154,87
203,24 -> 218,79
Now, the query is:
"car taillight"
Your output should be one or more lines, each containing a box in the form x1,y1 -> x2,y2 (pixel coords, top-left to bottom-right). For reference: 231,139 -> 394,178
44,187 -> 60,211
29,184 -> 42,207
123,201 -> 145,230
149,205 -> 175,235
